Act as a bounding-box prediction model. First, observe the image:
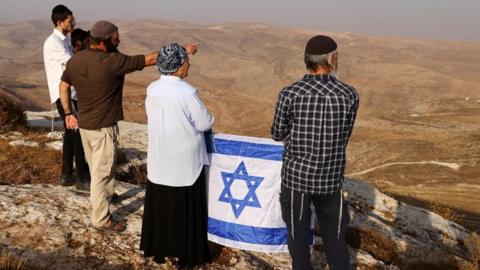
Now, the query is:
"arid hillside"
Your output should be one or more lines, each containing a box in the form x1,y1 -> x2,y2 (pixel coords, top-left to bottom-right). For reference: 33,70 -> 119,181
1,19 -> 479,230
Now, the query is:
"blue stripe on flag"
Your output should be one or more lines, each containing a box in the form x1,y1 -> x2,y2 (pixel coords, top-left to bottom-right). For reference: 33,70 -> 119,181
212,138 -> 284,161
208,217 -> 288,245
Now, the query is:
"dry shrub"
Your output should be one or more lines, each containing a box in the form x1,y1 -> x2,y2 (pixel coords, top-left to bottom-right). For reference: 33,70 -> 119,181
115,162 -> 147,185
0,249 -> 24,270
430,203 -> 464,224
116,149 -> 129,164
0,92 -> 27,133
208,243 -> 238,266
130,162 -> 147,185
115,148 -> 147,185
23,130 -> 60,145
0,139 -> 61,185
346,227 -> 398,263
465,232 -> 480,269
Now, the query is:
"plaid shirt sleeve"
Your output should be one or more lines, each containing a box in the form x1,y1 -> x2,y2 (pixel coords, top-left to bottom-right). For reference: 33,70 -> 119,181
346,92 -> 360,142
271,89 -> 291,141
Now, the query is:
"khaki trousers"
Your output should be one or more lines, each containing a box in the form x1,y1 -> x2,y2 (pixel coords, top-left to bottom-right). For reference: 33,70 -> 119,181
80,124 -> 118,227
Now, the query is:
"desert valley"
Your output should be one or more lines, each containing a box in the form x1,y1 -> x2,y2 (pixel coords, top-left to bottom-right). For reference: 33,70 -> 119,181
1,19 -> 478,230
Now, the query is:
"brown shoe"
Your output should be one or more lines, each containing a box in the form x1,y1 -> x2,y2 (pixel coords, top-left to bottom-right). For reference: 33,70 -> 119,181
93,219 -> 127,232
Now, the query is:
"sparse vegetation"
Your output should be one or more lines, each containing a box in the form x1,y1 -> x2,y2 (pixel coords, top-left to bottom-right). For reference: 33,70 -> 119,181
0,138 -> 61,185
346,227 -> 397,263
130,163 -> 147,185
430,202 -> 464,224
115,162 -> 147,186
0,136 -> 146,186
0,92 -> 27,133
381,210 -> 395,221
0,249 -> 24,270
115,149 -> 147,185
466,232 -> 480,269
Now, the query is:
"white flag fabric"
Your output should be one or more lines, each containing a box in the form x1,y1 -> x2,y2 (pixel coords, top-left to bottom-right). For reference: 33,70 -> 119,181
206,133 -> 289,253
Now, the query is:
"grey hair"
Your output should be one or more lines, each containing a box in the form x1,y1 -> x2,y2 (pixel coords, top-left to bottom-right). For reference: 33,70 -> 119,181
305,50 -> 337,66
305,53 -> 330,66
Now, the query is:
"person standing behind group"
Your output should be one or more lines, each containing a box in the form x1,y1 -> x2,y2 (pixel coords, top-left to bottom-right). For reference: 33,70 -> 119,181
43,4 -> 90,189
271,35 -> 359,270
140,43 -> 213,268
71,28 -> 90,53
59,20 -> 198,232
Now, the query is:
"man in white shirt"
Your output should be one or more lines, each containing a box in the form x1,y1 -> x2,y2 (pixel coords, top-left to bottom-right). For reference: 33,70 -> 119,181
43,4 -> 90,188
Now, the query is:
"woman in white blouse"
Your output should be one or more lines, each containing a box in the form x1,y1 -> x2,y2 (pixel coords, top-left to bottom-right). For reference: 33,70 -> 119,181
140,43 -> 214,268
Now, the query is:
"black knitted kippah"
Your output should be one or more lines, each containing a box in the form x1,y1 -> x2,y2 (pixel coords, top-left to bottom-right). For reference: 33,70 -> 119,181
305,35 -> 337,55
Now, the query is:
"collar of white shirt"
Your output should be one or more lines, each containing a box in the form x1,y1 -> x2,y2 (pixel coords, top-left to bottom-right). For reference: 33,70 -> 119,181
52,28 -> 67,41
161,75 -> 181,81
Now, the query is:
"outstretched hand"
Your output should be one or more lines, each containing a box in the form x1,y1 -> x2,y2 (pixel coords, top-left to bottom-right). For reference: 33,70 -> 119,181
184,43 -> 199,55
66,115 -> 79,130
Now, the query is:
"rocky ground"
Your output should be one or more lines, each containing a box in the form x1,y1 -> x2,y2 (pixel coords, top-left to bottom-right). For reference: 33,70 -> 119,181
1,176 -> 476,269
0,112 -> 478,269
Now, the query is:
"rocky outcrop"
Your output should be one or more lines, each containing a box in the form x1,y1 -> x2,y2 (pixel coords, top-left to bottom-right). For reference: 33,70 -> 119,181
344,180 -> 473,269
0,178 -> 475,269
0,111 -> 476,269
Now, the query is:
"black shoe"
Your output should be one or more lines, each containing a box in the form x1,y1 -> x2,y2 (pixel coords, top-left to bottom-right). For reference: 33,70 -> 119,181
76,179 -> 90,191
176,260 -> 193,270
60,174 -> 76,186
153,256 -> 166,264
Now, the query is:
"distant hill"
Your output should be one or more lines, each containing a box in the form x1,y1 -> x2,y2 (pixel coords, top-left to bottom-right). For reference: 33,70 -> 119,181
1,20 -> 479,129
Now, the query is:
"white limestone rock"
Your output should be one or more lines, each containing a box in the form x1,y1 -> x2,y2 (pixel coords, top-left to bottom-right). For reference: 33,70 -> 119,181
8,139 -> 39,148
344,179 -> 473,269
46,131 -> 64,140
0,131 -> 24,140
45,140 -> 63,151
26,111 -> 63,129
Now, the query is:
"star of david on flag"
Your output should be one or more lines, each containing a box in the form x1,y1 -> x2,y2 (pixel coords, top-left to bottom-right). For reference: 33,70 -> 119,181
206,133 -> 292,253
219,161 -> 264,219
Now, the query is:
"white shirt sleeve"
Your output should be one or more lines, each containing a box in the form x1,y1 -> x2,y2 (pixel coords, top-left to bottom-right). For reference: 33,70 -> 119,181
187,89 -> 214,132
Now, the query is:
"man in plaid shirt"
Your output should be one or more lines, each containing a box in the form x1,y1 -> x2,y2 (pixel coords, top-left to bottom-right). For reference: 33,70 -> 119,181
271,35 -> 359,270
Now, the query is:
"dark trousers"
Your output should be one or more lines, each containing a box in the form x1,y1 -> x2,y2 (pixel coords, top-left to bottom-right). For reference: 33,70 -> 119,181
280,185 -> 349,270
55,99 -> 90,181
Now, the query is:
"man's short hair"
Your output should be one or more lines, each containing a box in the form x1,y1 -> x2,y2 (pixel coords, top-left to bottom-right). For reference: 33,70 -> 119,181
89,35 -> 119,53
71,28 -> 90,47
51,5 -> 72,26
89,35 -> 107,46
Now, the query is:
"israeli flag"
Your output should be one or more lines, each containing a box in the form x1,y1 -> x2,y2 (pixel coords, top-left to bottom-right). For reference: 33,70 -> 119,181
206,133 -> 288,253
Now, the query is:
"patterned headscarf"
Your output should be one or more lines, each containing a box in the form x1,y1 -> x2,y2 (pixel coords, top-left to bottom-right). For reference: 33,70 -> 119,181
156,43 -> 187,75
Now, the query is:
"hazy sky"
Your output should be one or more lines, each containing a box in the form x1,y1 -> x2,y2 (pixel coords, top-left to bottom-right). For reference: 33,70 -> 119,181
1,0 -> 479,41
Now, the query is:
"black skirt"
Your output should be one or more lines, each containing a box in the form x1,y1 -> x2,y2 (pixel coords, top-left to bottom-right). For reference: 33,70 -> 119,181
140,168 -> 211,266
